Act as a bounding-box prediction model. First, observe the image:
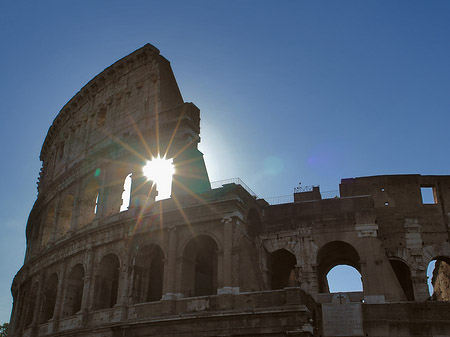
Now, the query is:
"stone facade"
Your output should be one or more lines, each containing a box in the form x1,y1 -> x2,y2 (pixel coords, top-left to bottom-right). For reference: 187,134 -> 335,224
9,44 -> 450,337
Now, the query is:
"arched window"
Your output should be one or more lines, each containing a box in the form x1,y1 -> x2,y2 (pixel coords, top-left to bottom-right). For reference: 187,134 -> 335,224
40,273 -> 58,323
317,241 -> 362,293
93,254 -> 120,310
56,193 -> 74,239
132,244 -> 164,303
270,249 -> 297,289
62,264 -> 85,317
427,257 -> 450,301
326,265 -> 363,292
80,177 -> 100,226
41,202 -> 56,248
24,281 -> 38,327
389,259 -> 414,301
182,235 -> 218,297
120,173 -> 132,212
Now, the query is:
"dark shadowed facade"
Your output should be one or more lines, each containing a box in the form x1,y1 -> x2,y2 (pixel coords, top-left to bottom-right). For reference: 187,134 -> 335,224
9,44 -> 450,337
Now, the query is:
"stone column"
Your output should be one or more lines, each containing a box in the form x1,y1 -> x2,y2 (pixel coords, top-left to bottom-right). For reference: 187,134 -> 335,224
355,224 -> 387,303
162,227 -> 179,299
81,248 -> 95,317
117,257 -> 130,306
217,216 -> 238,294
50,195 -> 62,242
115,251 -> 130,321
51,267 -> 66,333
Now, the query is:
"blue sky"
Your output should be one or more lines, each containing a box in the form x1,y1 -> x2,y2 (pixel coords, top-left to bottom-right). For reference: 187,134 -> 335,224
1,0 -> 450,323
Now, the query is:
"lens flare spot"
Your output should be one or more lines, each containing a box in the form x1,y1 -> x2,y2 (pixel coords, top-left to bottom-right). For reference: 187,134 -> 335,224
263,156 -> 284,176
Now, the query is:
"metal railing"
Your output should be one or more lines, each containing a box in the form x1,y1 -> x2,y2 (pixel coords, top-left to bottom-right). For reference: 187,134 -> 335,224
264,190 -> 340,205
210,178 -> 257,197
210,178 -> 340,206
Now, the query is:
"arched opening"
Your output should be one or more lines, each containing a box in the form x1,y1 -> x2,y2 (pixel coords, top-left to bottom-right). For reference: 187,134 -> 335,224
62,264 -> 85,317
56,193 -> 74,239
80,177 -> 100,226
14,282 -> 30,331
120,173 -> 132,212
24,281 -> 38,328
427,257 -> 450,301
40,273 -> 58,323
327,265 -> 363,292
41,202 -> 56,248
270,249 -> 297,289
317,241 -> 362,293
132,244 -> 164,303
143,156 -> 175,201
247,208 -> 262,237
389,259 -> 414,301
182,235 -> 218,297
93,254 -> 120,310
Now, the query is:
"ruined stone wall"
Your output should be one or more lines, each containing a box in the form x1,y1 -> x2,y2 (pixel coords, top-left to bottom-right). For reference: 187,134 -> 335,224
10,45 -> 450,337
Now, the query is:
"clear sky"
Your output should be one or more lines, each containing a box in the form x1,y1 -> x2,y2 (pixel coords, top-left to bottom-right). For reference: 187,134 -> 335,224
1,0 -> 450,323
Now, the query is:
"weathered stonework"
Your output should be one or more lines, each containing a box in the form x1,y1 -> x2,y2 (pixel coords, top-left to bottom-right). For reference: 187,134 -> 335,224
9,44 -> 450,337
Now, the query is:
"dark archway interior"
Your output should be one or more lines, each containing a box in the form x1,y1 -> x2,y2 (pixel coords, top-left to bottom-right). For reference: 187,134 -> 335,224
194,237 -> 217,296
390,259 -> 414,301
40,273 -> 58,323
270,249 -> 297,289
63,264 -> 85,317
183,235 -> 218,297
133,244 -> 165,303
94,254 -> 120,310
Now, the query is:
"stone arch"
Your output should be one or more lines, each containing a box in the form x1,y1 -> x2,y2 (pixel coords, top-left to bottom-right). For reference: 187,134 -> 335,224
93,253 -> 120,310
40,273 -> 58,323
14,280 -> 30,331
55,191 -> 75,239
182,235 -> 219,297
79,175 -> 100,226
120,173 -> 133,212
316,240 -> 361,293
270,248 -> 298,289
62,264 -> 85,317
389,258 -> 415,301
131,244 -> 165,303
104,161 -> 135,216
427,255 -> 450,301
41,201 -> 56,248
24,280 -> 38,328
246,208 -> 262,237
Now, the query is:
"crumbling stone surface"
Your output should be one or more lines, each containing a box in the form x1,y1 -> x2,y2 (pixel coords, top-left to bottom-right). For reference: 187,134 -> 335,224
433,260 -> 450,301
9,45 -> 450,337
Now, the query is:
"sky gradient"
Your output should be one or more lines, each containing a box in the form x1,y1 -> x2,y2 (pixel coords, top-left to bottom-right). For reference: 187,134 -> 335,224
1,0 -> 450,323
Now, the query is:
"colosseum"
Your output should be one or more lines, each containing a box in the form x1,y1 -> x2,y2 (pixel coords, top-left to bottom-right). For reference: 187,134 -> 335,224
9,44 -> 450,337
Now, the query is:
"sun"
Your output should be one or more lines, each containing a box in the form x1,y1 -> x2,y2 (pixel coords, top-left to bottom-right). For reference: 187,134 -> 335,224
143,156 -> 175,201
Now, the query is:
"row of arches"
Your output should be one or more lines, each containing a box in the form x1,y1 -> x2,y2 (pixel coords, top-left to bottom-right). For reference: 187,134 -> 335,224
269,241 -> 450,301
14,235 -> 219,333
38,171 -> 141,250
